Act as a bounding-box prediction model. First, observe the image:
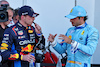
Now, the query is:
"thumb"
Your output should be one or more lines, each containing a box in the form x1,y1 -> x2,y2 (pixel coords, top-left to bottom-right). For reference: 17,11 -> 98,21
54,34 -> 57,38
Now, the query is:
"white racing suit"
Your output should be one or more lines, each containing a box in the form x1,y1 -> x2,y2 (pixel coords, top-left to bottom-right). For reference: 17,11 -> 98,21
52,22 -> 99,67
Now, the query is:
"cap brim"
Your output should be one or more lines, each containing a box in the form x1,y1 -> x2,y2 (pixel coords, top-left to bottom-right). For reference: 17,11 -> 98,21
65,14 -> 77,19
32,13 -> 39,17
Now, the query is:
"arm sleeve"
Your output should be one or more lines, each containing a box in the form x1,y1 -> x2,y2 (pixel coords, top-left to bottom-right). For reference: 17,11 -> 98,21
1,28 -> 21,61
77,29 -> 99,56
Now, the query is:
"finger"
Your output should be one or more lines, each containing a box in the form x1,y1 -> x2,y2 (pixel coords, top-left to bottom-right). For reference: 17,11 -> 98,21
52,34 -> 57,39
49,34 -> 53,37
28,60 -> 31,63
47,34 -> 52,42
30,55 -> 35,59
49,34 -> 54,39
54,34 -> 57,38
60,41 -> 65,44
35,24 -> 41,31
35,23 -> 37,26
33,58 -> 35,62
58,37 -> 64,40
59,34 -> 65,37
27,57 -> 31,63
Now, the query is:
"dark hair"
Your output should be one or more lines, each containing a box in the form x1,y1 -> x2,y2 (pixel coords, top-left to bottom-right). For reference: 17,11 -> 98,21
18,14 -> 27,20
19,16 -> 21,20
84,16 -> 88,21
78,16 -> 88,21
13,8 -> 19,17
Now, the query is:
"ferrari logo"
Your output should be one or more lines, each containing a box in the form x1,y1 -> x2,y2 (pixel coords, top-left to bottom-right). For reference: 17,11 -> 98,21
70,9 -> 73,13
81,31 -> 85,35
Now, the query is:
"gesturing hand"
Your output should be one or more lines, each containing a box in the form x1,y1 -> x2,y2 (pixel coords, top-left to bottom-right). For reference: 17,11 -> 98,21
59,34 -> 72,44
47,34 -> 57,43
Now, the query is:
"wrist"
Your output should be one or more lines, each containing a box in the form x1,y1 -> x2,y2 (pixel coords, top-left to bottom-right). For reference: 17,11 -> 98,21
21,55 -> 23,60
50,40 -> 57,47
71,40 -> 75,45
36,33 -> 42,37
71,40 -> 79,48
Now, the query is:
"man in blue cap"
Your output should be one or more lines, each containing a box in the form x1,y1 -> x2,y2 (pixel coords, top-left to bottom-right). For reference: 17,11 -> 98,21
0,5 -> 45,67
48,6 -> 99,67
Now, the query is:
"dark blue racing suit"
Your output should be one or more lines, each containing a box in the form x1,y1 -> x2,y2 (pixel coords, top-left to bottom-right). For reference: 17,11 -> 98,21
0,21 -> 45,67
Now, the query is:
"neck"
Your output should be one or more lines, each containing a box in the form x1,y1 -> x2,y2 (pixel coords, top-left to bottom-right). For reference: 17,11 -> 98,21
19,20 -> 27,27
0,23 -> 6,29
77,21 -> 85,26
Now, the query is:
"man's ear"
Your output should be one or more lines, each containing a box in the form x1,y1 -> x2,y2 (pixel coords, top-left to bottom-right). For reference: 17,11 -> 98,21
21,15 -> 25,20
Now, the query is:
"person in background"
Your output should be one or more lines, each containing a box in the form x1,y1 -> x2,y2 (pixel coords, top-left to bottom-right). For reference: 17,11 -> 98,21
0,0 -> 9,7
0,5 -> 45,67
13,8 -> 19,24
7,7 -> 14,27
48,6 -> 99,67
0,6 -> 14,67
0,0 -> 15,27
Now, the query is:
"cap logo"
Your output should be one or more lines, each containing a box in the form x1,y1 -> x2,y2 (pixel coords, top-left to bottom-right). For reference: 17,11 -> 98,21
33,14 -> 37,17
78,12 -> 81,15
22,12 -> 28,15
70,9 -> 73,13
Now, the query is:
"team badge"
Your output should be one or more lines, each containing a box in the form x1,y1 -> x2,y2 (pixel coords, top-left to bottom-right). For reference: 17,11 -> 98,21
14,28 -> 18,31
28,30 -> 33,33
18,31 -> 23,35
81,30 -> 85,35
69,35 -> 72,39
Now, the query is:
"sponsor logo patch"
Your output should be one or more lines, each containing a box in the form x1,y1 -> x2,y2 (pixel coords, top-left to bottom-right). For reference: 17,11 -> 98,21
28,30 -> 33,33
18,31 -> 23,35
4,34 -> 9,36
81,30 -> 85,35
18,36 -> 25,39
21,44 -> 34,52
69,35 -> 72,39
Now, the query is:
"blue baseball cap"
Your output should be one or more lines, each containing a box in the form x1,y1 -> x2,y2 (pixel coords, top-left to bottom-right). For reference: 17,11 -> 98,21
65,6 -> 86,19
18,5 -> 39,17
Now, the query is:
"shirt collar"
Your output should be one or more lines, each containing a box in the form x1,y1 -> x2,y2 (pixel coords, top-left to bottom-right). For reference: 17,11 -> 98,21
75,22 -> 87,29
16,21 -> 26,30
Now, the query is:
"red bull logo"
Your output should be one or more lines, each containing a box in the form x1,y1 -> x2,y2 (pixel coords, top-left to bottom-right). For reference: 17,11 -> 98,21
0,43 -> 8,50
21,44 -> 34,52
9,53 -> 19,60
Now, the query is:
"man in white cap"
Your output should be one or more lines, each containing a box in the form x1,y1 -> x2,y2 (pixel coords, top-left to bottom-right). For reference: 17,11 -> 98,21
48,6 -> 99,67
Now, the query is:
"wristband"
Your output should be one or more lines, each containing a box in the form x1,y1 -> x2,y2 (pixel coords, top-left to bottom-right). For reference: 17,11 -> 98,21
21,55 -> 23,60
